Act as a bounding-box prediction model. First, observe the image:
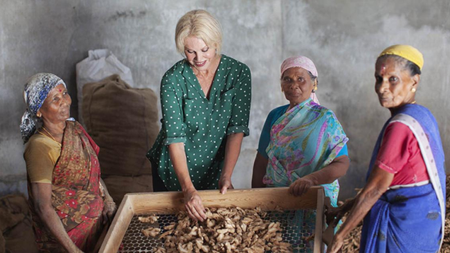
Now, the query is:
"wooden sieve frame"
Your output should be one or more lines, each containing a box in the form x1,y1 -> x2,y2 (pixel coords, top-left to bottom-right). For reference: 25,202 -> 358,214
100,186 -> 325,253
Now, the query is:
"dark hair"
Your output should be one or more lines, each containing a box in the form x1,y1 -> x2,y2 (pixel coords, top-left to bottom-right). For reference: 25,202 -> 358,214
307,71 -> 316,81
376,55 -> 421,76
404,59 -> 421,76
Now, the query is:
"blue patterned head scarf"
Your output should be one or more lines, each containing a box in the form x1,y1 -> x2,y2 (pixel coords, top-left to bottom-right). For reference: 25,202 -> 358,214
20,73 -> 66,143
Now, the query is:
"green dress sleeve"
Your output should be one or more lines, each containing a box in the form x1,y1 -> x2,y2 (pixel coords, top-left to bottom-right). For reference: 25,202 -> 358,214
226,65 -> 251,136
160,72 -> 186,145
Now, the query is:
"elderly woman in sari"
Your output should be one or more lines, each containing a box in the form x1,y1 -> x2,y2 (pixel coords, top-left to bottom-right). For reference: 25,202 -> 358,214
252,56 -> 350,236
21,73 -> 116,253
327,45 -> 445,253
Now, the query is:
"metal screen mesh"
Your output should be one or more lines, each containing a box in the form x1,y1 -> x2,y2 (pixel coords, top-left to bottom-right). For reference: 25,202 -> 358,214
119,210 -> 315,253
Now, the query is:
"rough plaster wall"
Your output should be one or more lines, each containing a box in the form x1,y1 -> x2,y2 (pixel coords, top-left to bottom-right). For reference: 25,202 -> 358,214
282,0 -> 450,198
0,0 -> 449,200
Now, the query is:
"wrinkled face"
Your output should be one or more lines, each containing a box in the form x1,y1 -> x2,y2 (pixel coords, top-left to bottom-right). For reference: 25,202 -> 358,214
184,36 -> 217,71
281,67 -> 316,105
38,83 -> 71,125
375,57 -> 417,109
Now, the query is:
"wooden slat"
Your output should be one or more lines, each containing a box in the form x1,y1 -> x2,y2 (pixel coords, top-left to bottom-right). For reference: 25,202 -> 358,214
313,188 -> 325,253
130,187 -> 321,214
99,194 -> 134,253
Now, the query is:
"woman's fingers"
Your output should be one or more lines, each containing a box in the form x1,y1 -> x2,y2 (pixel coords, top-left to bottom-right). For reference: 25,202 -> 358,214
185,204 -> 198,221
191,194 -> 206,221
193,202 -> 206,221
327,240 -> 343,253
186,202 -> 205,221
184,190 -> 206,221
102,201 -> 117,224
102,209 -> 109,224
219,178 -> 233,194
289,180 -> 304,196
289,178 -> 312,196
220,185 -> 228,194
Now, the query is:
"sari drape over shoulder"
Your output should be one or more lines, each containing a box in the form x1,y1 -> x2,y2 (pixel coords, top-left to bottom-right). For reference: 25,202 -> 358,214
28,121 -> 104,252
360,104 -> 445,253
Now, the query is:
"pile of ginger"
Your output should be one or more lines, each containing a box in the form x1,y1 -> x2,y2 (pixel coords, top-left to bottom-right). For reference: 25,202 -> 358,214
140,206 -> 292,253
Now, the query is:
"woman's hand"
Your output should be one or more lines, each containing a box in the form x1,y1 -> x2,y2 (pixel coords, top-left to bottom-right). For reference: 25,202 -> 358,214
102,197 -> 117,224
184,188 -> 206,222
325,205 -> 344,229
325,198 -> 355,227
31,183 -> 84,253
289,177 -> 314,196
219,176 -> 234,194
327,233 -> 344,253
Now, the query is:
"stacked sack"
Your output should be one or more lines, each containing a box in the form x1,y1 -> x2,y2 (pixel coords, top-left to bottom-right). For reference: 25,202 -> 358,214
0,194 -> 38,253
82,74 -> 159,204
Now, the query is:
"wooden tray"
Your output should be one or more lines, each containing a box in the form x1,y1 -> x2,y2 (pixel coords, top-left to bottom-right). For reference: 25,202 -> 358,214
100,186 -> 325,253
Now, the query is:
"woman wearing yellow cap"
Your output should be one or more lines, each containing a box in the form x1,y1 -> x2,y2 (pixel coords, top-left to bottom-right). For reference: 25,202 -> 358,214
327,45 -> 445,253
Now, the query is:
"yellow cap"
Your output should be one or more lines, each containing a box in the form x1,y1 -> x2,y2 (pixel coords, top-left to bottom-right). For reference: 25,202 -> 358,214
379,44 -> 424,70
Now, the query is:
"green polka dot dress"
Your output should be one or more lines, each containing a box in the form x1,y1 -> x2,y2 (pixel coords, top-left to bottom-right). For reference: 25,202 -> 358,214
147,55 -> 251,191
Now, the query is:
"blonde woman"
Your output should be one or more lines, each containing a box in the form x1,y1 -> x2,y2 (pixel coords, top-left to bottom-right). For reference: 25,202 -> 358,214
147,10 -> 251,222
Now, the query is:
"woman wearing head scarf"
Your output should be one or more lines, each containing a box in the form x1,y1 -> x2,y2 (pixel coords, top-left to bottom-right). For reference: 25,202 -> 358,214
252,56 -> 350,247
327,45 -> 445,253
147,10 -> 251,222
21,73 -> 116,253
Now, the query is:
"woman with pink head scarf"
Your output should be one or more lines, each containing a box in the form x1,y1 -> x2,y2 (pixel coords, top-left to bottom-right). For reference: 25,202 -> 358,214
252,56 -> 350,249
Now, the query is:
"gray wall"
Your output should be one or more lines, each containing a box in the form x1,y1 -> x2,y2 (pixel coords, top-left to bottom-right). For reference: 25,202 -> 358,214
1,0 -> 449,200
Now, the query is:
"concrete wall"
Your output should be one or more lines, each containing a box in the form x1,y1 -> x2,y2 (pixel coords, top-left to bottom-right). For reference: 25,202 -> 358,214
1,0 -> 449,200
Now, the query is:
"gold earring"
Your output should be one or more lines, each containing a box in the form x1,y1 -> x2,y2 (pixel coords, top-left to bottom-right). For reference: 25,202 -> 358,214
411,88 -> 416,93
314,86 -> 318,91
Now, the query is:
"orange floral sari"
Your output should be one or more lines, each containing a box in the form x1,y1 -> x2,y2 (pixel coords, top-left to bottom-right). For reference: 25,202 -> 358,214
29,121 -> 104,252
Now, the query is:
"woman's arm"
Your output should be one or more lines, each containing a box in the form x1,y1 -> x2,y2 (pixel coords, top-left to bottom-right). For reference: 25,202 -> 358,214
219,63 -> 251,193
168,143 -> 206,222
219,132 -> 244,193
31,183 -> 83,253
289,155 -> 350,196
99,179 -> 116,224
327,166 -> 393,253
252,152 -> 268,188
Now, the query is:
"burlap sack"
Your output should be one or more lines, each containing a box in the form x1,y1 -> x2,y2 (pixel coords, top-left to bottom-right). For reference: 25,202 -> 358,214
82,74 -> 159,176
102,175 -> 153,204
0,194 -> 38,253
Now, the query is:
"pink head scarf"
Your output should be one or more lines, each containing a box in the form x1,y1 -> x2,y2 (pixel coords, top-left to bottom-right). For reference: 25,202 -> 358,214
280,56 -> 320,104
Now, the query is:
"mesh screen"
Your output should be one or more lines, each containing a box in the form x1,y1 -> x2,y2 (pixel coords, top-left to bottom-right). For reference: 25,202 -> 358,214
119,210 -> 315,253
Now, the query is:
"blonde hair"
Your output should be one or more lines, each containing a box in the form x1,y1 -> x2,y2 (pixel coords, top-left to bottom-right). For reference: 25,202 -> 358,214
175,10 -> 223,55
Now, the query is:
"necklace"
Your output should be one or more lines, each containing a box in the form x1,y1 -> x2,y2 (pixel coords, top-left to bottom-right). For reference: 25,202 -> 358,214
39,127 -> 58,142
411,101 -> 417,104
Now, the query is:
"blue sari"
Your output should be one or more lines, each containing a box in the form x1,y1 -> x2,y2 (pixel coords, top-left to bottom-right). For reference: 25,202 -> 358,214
263,99 -> 348,252
263,99 -> 348,206
360,104 -> 445,252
